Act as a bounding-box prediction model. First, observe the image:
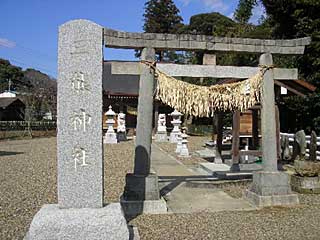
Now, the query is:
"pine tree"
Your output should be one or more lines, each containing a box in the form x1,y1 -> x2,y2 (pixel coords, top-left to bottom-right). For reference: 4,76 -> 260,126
140,0 -> 183,61
234,0 -> 257,24
143,0 -> 183,34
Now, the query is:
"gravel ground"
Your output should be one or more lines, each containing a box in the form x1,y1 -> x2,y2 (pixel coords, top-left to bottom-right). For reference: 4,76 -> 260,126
1,137 -> 320,240
156,136 -> 211,166
0,137 -> 135,240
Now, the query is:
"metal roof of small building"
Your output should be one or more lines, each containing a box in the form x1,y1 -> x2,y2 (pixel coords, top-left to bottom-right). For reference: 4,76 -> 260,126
0,98 -> 25,109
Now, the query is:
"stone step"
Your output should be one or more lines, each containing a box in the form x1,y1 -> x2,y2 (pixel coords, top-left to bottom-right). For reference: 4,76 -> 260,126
184,179 -> 251,189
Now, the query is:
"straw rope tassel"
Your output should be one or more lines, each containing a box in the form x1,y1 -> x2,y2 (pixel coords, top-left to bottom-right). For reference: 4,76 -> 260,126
141,61 -> 272,117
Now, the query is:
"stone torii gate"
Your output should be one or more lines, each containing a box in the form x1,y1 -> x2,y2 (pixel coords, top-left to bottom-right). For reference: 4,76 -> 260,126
26,19 -> 310,240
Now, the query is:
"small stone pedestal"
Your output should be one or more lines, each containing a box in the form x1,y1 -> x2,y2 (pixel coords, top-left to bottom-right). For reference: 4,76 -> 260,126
25,204 -> 129,240
291,175 -> 320,194
245,171 -> 299,208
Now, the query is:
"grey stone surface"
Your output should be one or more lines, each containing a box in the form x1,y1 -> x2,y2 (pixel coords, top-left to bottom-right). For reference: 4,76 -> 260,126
195,148 -> 216,158
120,197 -> 167,215
124,173 -> 160,201
200,163 -> 231,174
26,204 -> 130,240
260,53 -> 277,172
245,189 -> 299,208
250,171 -> 292,195
291,175 -> 320,193
103,27 -> 310,54
134,48 -> 155,176
245,171 -> 299,207
57,19 -> 104,208
109,61 -> 298,80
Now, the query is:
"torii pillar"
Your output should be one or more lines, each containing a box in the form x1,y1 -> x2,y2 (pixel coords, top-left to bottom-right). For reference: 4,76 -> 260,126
245,53 -> 299,207
122,48 -> 166,214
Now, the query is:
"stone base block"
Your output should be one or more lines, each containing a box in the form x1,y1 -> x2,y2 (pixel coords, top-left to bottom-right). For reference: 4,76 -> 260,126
245,171 -> 299,207
245,189 -> 299,208
117,132 -> 127,142
120,197 -> 167,216
25,203 -> 130,240
291,175 -> 320,194
155,132 -> 167,142
104,133 -> 117,144
124,173 -> 160,201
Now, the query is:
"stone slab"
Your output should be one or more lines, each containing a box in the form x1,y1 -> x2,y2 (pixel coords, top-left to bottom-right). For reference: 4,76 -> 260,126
245,189 -> 299,208
25,204 -> 129,240
245,171 -> 299,207
195,149 -> 216,158
120,197 -> 167,216
250,171 -> 292,195
57,19 -> 104,208
199,163 -> 231,174
104,28 -> 310,54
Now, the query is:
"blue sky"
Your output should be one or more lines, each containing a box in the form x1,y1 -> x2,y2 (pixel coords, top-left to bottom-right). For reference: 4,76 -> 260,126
0,0 -> 264,78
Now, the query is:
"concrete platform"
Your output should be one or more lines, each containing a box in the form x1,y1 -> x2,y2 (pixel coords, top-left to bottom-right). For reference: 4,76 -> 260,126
165,184 -> 254,213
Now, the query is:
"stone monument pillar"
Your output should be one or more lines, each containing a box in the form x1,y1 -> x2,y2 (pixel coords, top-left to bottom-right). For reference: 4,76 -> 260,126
123,48 -> 166,214
169,109 -> 182,143
26,20 -> 129,239
104,105 -> 118,144
155,113 -> 167,142
245,53 -> 299,207
117,111 -> 127,141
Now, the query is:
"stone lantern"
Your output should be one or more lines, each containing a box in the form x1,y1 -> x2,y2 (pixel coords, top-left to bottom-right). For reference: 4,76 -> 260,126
104,105 -> 117,144
179,132 -> 190,157
169,109 -> 182,143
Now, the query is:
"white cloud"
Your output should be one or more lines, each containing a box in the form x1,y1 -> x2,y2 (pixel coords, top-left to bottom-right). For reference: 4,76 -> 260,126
179,0 -> 229,13
0,38 -> 16,48
180,0 -> 192,6
202,0 -> 228,12
249,2 -> 266,25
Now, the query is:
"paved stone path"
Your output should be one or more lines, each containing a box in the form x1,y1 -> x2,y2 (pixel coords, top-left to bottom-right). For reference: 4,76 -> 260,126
151,144 -> 255,213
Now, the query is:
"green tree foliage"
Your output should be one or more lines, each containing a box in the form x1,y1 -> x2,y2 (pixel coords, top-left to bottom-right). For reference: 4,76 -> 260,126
180,12 -> 237,36
234,0 -> 257,24
0,59 -> 57,120
0,59 -> 29,92
141,0 -> 183,61
262,0 -> 320,86
143,0 -> 183,33
262,0 -> 320,132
